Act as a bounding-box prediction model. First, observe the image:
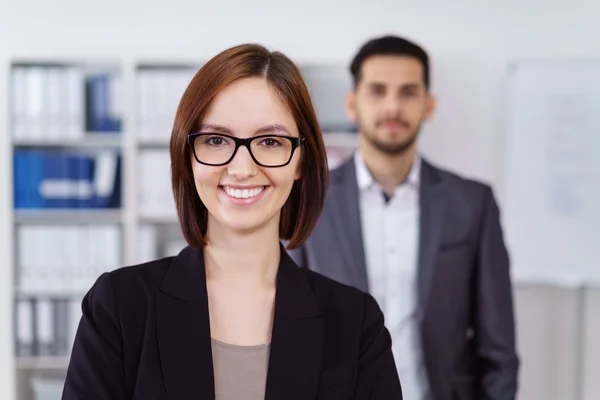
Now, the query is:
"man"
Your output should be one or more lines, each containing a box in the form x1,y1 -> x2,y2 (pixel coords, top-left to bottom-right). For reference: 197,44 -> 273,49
290,36 -> 519,400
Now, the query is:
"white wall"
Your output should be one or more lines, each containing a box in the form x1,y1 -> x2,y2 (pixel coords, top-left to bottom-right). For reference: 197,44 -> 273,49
5,0 -> 599,195
1,0 -> 600,398
3,0 -> 600,232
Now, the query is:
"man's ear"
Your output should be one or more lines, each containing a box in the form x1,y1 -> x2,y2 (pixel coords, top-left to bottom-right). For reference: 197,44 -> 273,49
345,90 -> 358,123
423,92 -> 436,121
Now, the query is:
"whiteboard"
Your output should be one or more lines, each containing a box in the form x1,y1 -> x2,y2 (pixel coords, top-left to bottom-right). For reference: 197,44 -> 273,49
504,60 -> 600,286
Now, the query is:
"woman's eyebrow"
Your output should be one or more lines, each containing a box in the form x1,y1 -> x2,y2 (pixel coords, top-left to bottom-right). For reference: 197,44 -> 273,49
198,123 -> 292,136
198,123 -> 232,134
254,124 -> 291,136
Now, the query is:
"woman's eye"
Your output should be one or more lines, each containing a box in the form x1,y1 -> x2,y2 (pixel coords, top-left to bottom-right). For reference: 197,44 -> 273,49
207,137 -> 225,145
262,138 -> 280,147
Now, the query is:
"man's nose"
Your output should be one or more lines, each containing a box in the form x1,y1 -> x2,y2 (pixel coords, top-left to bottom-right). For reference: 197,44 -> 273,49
382,93 -> 401,116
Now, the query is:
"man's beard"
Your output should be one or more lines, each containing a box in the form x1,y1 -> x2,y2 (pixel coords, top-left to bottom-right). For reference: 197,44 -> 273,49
360,119 -> 421,156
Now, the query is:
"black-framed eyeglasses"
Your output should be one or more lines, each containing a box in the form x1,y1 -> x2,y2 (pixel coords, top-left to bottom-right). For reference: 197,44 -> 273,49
187,132 -> 305,167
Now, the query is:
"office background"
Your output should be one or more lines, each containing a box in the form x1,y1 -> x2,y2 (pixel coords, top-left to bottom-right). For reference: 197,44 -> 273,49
0,0 -> 598,399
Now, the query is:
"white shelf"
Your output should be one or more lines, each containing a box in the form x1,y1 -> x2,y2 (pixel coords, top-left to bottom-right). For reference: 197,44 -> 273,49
13,134 -> 122,149
139,212 -> 178,224
138,137 -> 170,148
15,287 -> 88,298
17,356 -> 70,370
14,209 -> 123,224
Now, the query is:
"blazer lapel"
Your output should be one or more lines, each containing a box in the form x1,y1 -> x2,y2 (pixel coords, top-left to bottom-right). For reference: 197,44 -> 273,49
265,248 -> 324,400
157,246 -> 215,400
157,245 -> 324,400
328,158 -> 369,291
417,160 -> 446,314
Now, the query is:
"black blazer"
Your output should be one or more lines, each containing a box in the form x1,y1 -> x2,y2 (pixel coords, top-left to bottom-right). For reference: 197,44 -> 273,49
61,244 -> 402,400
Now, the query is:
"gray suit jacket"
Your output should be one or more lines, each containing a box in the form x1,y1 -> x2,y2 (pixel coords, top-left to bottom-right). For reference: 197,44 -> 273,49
289,156 -> 519,400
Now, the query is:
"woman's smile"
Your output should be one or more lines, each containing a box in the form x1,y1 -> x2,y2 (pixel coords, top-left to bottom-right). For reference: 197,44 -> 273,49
219,184 -> 270,206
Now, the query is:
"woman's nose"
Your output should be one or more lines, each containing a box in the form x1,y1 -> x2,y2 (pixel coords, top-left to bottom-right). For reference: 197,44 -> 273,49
226,145 -> 257,180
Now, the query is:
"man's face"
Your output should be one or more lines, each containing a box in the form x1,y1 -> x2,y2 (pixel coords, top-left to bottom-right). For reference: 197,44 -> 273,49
346,55 -> 435,155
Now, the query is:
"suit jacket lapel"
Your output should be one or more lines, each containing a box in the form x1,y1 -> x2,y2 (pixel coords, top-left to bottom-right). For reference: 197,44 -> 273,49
157,246 -> 215,400
265,248 -> 324,400
417,160 -> 446,313
327,155 -> 444,310
328,158 -> 369,291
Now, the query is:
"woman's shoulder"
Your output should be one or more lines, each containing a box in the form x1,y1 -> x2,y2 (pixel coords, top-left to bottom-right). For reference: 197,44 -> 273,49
301,268 -> 383,323
303,267 -> 364,297
84,256 -> 176,312
111,256 -> 174,288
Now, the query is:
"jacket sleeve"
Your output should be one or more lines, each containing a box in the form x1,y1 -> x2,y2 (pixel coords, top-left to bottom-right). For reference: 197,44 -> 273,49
62,272 -> 128,400
475,186 -> 520,399
354,292 -> 403,399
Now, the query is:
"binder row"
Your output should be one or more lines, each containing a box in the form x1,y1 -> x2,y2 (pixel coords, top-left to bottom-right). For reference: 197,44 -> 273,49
11,64 -> 122,141
137,67 -> 197,142
85,73 -> 122,132
17,225 -> 122,296
137,224 -> 187,264
138,150 -> 176,218
13,149 -> 121,209
15,296 -> 81,358
135,65 -> 356,142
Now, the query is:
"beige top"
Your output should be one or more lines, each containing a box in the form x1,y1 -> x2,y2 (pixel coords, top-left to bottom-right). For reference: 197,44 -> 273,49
211,338 -> 271,400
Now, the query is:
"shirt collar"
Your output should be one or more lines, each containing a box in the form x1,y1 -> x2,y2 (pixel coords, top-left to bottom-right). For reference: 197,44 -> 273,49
354,150 -> 421,192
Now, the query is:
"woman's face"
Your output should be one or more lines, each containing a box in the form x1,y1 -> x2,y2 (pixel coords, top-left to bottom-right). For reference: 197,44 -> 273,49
191,77 -> 302,237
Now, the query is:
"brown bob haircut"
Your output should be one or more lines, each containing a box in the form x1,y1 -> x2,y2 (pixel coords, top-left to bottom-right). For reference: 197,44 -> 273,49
170,43 -> 329,250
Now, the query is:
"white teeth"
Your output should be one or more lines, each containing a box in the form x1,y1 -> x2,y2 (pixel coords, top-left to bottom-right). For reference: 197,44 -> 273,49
224,186 -> 265,199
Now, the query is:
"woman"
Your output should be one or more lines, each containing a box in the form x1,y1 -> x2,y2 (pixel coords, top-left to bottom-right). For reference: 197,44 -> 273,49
62,43 -> 402,400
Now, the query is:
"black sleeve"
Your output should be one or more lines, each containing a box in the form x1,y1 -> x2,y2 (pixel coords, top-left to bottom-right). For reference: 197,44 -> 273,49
475,186 -> 520,399
62,272 -> 128,400
353,292 -> 403,399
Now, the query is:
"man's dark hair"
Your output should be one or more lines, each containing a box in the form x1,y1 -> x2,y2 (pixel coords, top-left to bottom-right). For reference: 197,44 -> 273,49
349,35 -> 430,89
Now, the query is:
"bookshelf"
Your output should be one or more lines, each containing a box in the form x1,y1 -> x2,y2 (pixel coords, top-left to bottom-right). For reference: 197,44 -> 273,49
5,58 -> 358,399
9,60 -> 125,400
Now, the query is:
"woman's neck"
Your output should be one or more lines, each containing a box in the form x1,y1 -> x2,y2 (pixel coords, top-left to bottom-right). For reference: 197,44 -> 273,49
203,222 -> 280,287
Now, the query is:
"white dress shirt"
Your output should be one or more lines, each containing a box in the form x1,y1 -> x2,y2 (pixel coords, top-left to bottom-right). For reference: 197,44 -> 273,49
354,151 -> 430,400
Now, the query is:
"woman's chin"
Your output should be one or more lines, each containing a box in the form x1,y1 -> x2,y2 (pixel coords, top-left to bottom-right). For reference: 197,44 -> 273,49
214,213 -> 278,236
